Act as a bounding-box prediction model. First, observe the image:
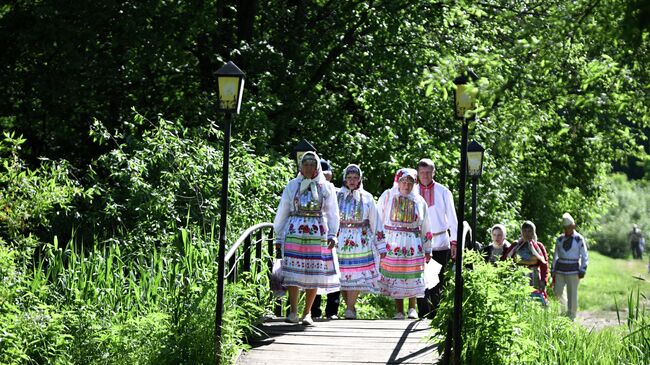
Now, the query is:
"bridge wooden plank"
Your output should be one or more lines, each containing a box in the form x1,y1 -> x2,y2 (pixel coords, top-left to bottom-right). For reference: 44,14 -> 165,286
256,328 -> 428,338
237,318 -> 440,365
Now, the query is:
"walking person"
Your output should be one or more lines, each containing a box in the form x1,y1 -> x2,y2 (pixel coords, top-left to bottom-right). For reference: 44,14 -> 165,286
377,168 -> 434,320
273,152 -> 340,325
629,224 -> 644,260
503,221 -> 550,302
414,158 -> 458,319
336,164 -> 386,319
552,213 -> 588,321
310,159 -> 342,319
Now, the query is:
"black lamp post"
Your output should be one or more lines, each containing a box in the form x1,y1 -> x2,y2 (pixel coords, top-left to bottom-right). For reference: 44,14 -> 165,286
214,61 -> 245,365
467,140 -> 485,251
292,139 -> 317,173
447,69 -> 478,365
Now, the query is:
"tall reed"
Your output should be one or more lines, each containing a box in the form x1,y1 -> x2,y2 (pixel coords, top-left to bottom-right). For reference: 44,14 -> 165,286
13,223 -> 274,364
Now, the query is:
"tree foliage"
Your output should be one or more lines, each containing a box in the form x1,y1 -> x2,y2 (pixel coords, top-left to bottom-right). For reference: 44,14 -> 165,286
1,0 -> 649,245
590,173 -> 650,257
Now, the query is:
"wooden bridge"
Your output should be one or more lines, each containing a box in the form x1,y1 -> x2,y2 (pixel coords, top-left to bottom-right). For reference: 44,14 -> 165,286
237,317 -> 439,364
217,223 -> 443,364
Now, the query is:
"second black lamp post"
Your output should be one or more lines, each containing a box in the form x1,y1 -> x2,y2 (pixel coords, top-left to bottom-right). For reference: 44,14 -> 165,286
449,70 -> 479,365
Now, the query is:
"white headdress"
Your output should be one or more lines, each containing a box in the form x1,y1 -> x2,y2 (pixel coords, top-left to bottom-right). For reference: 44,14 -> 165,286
340,164 -> 364,202
298,151 -> 324,201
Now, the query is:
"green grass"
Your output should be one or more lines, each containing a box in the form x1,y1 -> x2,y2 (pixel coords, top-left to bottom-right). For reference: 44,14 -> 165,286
526,300 -> 649,365
576,251 -> 650,311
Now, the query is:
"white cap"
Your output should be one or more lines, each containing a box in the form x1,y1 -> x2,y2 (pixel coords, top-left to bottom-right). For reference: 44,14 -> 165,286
562,212 -> 575,226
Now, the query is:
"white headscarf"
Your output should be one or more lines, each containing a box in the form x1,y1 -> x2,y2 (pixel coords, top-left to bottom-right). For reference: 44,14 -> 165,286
521,220 -> 538,241
298,151 -> 324,201
491,224 -> 507,239
340,164 -> 363,202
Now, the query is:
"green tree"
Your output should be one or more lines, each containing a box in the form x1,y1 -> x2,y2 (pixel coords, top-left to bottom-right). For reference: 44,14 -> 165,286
1,0 -> 649,246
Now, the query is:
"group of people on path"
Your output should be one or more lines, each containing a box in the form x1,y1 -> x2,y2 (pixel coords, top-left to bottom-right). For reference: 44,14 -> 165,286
484,214 -> 589,320
273,151 -> 589,325
273,153 -> 456,325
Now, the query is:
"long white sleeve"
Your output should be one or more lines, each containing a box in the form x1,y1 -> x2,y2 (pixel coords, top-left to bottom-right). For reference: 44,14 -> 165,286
419,200 -> 434,254
367,195 -> 386,254
273,183 -> 294,244
444,188 -> 458,242
322,183 -> 340,243
579,238 -> 588,274
377,190 -> 390,223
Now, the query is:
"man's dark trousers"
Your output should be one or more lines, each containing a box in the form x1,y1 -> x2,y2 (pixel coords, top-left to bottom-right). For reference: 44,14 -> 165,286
418,249 -> 450,319
311,291 -> 340,318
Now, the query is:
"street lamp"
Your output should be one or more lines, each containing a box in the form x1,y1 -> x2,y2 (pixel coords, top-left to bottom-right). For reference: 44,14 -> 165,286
292,139 -> 317,173
467,140 -> 485,177
214,61 -> 245,365
467,140 -> 485,251
446,69 -> 478,365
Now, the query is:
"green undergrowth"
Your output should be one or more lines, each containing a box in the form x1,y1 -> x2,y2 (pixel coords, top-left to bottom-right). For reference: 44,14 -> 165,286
429,250 -> 650,365
0,227 -> 274,364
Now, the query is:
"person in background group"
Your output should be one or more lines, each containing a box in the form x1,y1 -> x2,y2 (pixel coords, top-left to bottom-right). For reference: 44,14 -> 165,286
629,224 -> 644,260
336,164 -> 386,319
310,159 -> 342,319
414,158 -> 458,319
377,168 -> 434,320
552,213 -> 588,321
273,152 -> 340,326
483,224 -> 510,263
503,221 -> 549,301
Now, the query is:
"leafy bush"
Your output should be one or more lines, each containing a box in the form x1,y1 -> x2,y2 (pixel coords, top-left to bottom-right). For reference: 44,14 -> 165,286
352,293 -> 395,319
85,112 -> 293,252
430,249 -> 650,364
0,132 -> 88,254
1,224 -> 276,364
430,250 -> 535,364
523,291 -> 649,364
63,310 -> 171,365
0,243 -> 72,365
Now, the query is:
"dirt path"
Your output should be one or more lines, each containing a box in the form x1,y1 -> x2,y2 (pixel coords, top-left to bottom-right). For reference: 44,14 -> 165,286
577,310 -> 627,331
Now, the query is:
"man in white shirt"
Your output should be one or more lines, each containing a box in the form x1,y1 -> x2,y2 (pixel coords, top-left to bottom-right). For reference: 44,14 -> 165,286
415,158 -> 458,319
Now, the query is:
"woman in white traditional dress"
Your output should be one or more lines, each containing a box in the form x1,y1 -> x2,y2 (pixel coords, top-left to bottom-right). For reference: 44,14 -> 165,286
336,164 -> 386,319
377,168 -> 433,319
273,152 -> 340,325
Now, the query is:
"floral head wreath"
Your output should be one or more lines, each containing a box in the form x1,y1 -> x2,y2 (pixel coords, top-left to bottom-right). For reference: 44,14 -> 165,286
393,168 -> 417,186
